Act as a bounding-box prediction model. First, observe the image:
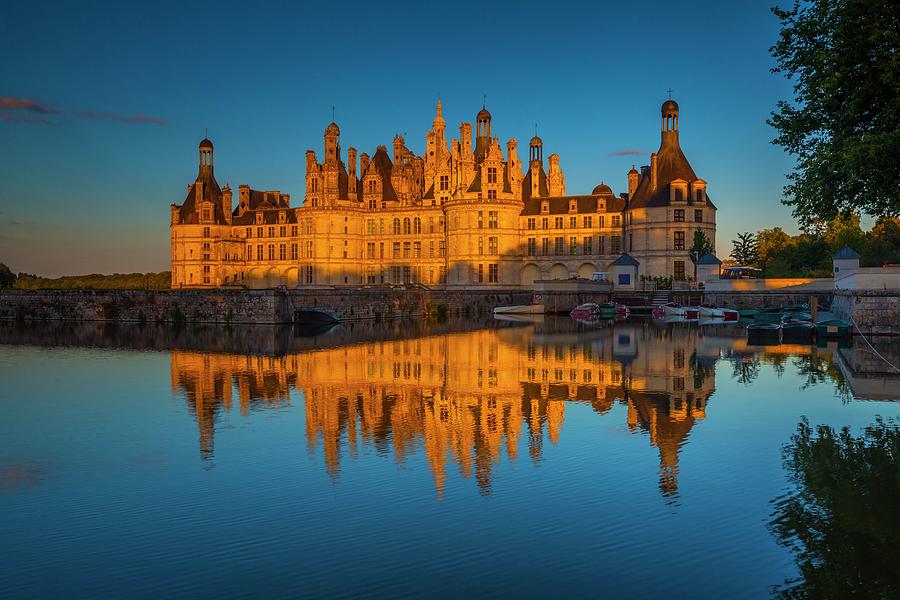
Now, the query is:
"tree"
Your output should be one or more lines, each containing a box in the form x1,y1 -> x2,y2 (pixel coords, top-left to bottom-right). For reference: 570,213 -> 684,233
822,212 -> 866,254
688,230 -> 713,277
769,418 -> 900,598
769,0 -> 900,227
0,263 -> 15,288
757,227 -> 791,273
730,232 -> 759,266
865,216 -> 900,266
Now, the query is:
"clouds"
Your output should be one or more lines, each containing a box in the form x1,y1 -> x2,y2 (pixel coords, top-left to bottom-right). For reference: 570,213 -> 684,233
608,149 -> 647,157
1,96 -> 164,126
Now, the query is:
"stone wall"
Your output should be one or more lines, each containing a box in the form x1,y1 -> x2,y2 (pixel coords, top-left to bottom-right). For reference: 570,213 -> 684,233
0,288 -> 532,325
703,290 -> 833,311
831,289 -> 900,336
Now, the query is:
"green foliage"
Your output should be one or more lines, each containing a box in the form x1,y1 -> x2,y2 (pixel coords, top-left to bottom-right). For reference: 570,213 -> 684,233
757,227 -> 792,272
13,272 -> 171,290
769,418 -> 900,598
822,212 -> 867,254
688,230 -> 713,266
730,232 -> 759,266
0,263 -> 15,288
864,216 -> 900,266
769,0 -> 900,226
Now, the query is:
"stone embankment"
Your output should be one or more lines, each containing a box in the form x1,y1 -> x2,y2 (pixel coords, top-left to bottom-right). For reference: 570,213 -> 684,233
0,288 -> 531,325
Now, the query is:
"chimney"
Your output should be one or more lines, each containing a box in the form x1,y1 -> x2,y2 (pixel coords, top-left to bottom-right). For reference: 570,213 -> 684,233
222,185 -> 233,223
348,147 -> 357,179
628,166 -> 639,198
360,153 -> 370,176
650,153 -> 658,190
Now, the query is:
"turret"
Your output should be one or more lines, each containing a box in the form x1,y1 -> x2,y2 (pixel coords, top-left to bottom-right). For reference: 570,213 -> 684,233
628,165 -> 639,198
475,107 -> 492,162
221,185 -> 232,224
393,133 -> 405,163
324,121 -> 340,164
198,138 -> 213,177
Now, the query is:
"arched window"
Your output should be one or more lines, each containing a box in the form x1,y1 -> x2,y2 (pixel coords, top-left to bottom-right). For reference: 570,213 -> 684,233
413,217 -> 421,234
393,218 -> 401,235
403,218 -> 411,234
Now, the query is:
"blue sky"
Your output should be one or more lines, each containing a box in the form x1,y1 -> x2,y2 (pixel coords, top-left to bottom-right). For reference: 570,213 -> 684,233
1,0 -> 799,276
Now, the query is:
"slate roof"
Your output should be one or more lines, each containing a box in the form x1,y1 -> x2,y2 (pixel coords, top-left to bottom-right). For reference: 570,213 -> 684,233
611,253 -> 640,266
627,132 -> 716,210
520,167 -> 549,201
696,252 -> 722,265
832,245 -> 860,259
520,194 -> 626,216
177,168 -> 225,224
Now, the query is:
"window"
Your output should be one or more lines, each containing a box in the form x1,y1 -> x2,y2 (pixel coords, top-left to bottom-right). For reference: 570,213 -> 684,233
439,240 -> 446,257
393,218 -> 401,234
527,238 -> 536,256
202,208 -> 211,221
487,189 -> 497,200
488,263 -> 498,283
279,244 -> 286,260
611,235 -> 621,253
674,209 -> 685,222
542,238 -> 550,256
478,211 -> 484,228
695,210 -> 703,223
439,175 -> 449,191
306,241 -> 313,257
429,241 -> 434,257
267,244 -> 275,260
257,245 -> 263,260
367,220 -> 376,235
246,228 -> 252,238
277,226 -> 284,237
555,217 -> 564,229
583,216 -> 592,228
402,242 -> 410,258
268,226 -> 275,237
570,237 -> 577,255
695,188 -> 705,203
367,180 -> 376,194
611,215 -> 621,227
367,242 -> 376,259
291,225 -> 298,237
527,218 -> 536,230
570,216 -> 577,228
393,242 -> 401,258
487,167 -> 497,183
413,217 -> 421,234
555,237 -> 564,255
403,218 -> 411,235
584,236 -> 592,254
478,237 -> 484,255
618,273 -> 631,285
379,242 -> 384,258
488,211 -> 498,229
202,253 -> 209,261
488,237 -> 498,255
674,260 -> 686,279
599,235 -> 605,254
291,243 -> 298,260
311,178 -> 319,192
599,215 -> 605,228
203,227 -> 210,237
413,242 -> 421,258
477,264 -> 484,283
674,231 -> 685,250
542,218 -> 549,229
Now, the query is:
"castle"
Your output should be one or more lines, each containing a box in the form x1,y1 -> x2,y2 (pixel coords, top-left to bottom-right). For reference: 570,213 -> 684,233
170,98 -> 716,288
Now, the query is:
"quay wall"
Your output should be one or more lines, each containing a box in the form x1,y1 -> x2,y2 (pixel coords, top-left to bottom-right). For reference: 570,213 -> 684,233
0,288 -> 532,324
831,289 -> 900,336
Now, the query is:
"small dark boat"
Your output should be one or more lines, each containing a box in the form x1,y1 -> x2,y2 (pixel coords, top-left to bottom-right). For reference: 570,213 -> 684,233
781,321 -> 815,343
747,322 -> 782,345
295,307 -> 340,325
816,319 -> 851,339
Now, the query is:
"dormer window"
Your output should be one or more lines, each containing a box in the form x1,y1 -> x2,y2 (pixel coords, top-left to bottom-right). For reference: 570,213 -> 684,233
279,211 -> 286,224
541,201 -> 549,214
569,200 -> 577,213
670,179 -> 688,203
202,208 -> 211,221
692,180 -> 707,204
597,200 -> 605,212
255,213 -> 263,225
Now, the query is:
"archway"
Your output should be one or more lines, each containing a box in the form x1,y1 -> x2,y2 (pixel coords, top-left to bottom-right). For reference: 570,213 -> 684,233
283,267 -> 299,287
520,263 -> 541,286
247,267 -> 267,289
578,262 -> 597,279
549,263 -> 569,280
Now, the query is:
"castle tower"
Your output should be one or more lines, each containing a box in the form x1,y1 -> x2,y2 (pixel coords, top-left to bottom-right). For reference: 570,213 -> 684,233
529,135 -> 543,199
628,165 -> 639,198
475,106 -> 492,163
433,100 -> 446,148
324,121 -> 340,164
199,137 -> 214,176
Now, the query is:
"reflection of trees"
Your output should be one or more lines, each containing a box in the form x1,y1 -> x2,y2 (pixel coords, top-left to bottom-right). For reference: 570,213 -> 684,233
791,355 -> 850,400
769,418 -> 900,598
731,356 -> 761,385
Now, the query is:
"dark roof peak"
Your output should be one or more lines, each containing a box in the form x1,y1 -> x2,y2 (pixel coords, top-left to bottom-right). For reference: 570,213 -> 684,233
832,246 -> 860,259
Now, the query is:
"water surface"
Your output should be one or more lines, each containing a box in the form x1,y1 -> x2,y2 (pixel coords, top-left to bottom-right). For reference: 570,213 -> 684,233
1,319 -> 897,598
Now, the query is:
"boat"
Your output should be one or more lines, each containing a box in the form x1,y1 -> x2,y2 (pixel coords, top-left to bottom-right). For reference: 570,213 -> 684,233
295,307 -> 340,324
781,321 -> 815,343
596,302 -> 620,318
698,305 -> 724,318
816,318 -> 851,339
662,302 -> 685,317
721,308 -> 740,321
570,303 -> 599,319
747,322 -> 782,344
494,303 -> 544,315
738,308 -> 760,318
615,303 -> 630,318
781,311 -> 812,324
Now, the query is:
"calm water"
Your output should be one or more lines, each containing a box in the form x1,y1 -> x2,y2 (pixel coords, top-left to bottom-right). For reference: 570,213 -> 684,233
1,318 -> 898,598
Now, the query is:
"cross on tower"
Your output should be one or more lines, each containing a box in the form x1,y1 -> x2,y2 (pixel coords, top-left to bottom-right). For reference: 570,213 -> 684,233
483,94 -> 486,109
331,105 -> 335,121
667,88 -> 673,99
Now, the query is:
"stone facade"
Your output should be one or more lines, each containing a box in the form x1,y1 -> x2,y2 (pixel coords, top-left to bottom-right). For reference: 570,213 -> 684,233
170,99 -> 717,289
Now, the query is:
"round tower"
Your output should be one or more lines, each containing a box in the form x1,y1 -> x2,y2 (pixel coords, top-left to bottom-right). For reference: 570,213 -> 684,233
198,137 -> 213,175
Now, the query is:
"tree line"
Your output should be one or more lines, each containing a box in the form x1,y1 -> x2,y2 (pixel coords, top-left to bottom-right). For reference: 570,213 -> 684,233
729,215 -> 900,277
0,264 -> 171,290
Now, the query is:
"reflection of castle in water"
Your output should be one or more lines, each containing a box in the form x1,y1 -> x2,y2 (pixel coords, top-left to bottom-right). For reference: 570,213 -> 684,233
172,323 -> 718,496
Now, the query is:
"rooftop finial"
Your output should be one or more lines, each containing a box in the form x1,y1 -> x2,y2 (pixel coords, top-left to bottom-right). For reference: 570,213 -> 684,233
483,94 -> 486,109
667,88 -> 673,99
331,105 -> 335,121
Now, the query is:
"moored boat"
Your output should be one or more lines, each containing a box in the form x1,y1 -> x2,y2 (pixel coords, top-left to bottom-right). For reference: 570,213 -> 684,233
662,302 -> 684,317
570,303 -> 599,319
698,305 -> 724,318
683,307 -> 700,320
816,318 -> 851,339
494,303 -> 544,315
721,308 -> 739,321
747,322 -> 782,344
781,321 -> 815,343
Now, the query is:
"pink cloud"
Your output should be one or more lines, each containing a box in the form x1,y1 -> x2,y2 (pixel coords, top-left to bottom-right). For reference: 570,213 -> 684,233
76,111 -> 166,125
0,97 -> 60,114
1,112 -> 52,124
608,149 -> 647,157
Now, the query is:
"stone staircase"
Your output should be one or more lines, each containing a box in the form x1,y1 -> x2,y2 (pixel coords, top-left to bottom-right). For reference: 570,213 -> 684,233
651,290 -> 671,307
